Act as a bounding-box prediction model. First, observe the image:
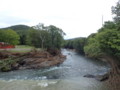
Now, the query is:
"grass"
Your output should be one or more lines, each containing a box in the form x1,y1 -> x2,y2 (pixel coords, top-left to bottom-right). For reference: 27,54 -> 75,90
0,45 -> 43,53
15,45 -> 33,49
0,45 -> 34,53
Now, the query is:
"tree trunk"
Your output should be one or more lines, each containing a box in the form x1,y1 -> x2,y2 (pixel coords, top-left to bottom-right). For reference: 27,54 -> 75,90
41,40 -> 43,50
104,55 -> 120,90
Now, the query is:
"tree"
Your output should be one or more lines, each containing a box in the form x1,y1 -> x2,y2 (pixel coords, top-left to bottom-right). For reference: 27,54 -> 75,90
46,25 -> 65,49
26,28 -> 39,47
26,24 -> 65,50
1,25 -> 31,45
96,29 -> 120,89
64,37 -> 86,55
96,29 -> 120,59
72,38 -> 86,55
112,0 -> 120,24
64,40 -> 74,49
32,23 -> 50,49
84,33 -> 102,58
0,29 -> 20,45
85,28 -> 120,63
98,21 -> 117,33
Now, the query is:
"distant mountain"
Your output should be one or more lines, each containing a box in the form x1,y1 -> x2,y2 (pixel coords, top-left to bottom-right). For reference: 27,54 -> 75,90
67,37 -> 86,40
1,25 -> 31,31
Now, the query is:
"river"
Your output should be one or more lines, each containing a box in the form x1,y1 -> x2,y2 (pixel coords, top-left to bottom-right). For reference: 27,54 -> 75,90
0,49 -> 110,90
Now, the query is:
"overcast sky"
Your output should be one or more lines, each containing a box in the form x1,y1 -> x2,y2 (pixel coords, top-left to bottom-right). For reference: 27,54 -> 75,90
0,0 -> 118,39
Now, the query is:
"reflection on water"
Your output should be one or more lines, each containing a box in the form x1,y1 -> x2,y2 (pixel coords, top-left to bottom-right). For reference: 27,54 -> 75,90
0,49 -> 110,90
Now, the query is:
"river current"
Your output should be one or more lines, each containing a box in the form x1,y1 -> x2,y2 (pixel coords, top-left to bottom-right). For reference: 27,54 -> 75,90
0,49 -> 110,90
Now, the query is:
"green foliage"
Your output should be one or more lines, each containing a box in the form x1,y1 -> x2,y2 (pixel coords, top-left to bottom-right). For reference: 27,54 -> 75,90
27,28 -> 50,48
73,38 -> 86,54
64,37 -> 87,55
85,3 -> 120,59
112,0 -> 120,24
98,21 -> 117,32
85,25 -> 120,59
47,25 -> 65,49
0,29 -> 20,45
96,29 -> 120,58
84,34 -> 103,58
26,24 -> 65,50
1,66 -> 11,72
0,24 -> 65,47
64,40 -> 74,49
1,25 -> 31,45
0,58 -> 18,72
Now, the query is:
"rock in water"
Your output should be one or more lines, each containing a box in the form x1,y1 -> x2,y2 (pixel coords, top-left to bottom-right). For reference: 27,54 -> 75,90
83,74 -> 95,78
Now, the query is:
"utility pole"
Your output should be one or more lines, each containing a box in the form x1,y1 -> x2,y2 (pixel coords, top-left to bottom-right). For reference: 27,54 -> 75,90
102,15 -> 104,27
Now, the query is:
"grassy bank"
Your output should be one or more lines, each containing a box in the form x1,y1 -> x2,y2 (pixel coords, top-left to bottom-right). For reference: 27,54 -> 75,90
0,45 -> 35,53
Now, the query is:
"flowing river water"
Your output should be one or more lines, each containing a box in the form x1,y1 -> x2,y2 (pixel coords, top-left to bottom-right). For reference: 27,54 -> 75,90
0,49 -> 110,90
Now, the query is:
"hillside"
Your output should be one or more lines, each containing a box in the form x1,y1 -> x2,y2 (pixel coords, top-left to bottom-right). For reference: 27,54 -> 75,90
1,25 -> 31,31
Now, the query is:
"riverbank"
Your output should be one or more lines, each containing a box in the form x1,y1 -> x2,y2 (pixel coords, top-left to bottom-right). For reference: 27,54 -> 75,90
0,50 -> 66,72
0,49 -> 110,90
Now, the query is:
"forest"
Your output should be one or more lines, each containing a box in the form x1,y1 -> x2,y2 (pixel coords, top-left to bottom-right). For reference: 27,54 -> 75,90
0,23 -> 65,50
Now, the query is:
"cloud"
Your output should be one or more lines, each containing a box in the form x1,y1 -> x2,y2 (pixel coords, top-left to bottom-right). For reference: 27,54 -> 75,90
0,0 -> 118,38
0,15 -> 30,27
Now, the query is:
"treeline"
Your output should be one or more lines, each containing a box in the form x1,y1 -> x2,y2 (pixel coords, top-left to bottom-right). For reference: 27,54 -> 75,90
0,23 -> 65,50
64,37 -> 87,55
27,24 -> 65,50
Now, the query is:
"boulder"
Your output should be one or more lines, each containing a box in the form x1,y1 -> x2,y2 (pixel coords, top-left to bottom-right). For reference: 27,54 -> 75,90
83,74 -> 95,78
84,73 -> 109,81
